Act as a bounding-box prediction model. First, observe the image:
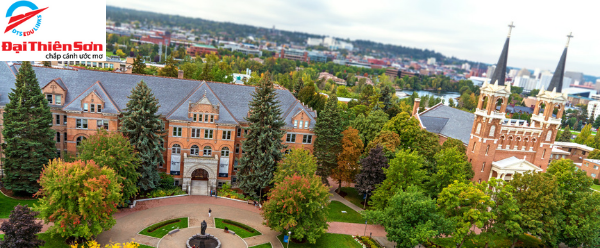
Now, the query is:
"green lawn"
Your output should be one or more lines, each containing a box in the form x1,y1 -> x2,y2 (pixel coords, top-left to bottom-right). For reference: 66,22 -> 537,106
214,218 -> 261,238
327,201 -> 365,224
138,245 -> 154,248
249,243 -> 272,248
106,51 -> 115,57
38,233 -> 70,248
277,233 -> 361,248
432,233 -> 543,248
0,234 -> 3,240
338,187 -> 369,210
139,218 -> 188,238
592,184 -> 600,191
0,191 -> 39,218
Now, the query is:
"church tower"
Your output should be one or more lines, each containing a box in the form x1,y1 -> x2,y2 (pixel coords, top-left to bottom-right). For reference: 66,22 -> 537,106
467,23 -> 514,182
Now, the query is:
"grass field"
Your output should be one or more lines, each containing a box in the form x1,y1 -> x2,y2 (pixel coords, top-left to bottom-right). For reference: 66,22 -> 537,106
327,201 -> 365,224
249,243 -> 273,248
338,187 -> 369,210
138,245 -> 154,248
433,233 -> 543,248
592,184 -> 600,191
106,51 -> 115,57
0,191 -> 39,218
139,218 -> 188,238
277,233 -> 361,248
214,218 -> 261,238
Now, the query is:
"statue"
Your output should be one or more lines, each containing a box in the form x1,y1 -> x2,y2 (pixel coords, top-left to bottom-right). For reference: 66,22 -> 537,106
201,220 -> 207,235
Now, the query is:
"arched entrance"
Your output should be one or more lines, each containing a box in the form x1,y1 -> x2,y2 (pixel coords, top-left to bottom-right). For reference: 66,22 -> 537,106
191,169 -> 209,180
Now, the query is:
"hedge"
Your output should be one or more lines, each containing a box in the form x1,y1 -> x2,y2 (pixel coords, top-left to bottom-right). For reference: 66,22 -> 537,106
146,219 -> 181,233
222,219 -> 258,234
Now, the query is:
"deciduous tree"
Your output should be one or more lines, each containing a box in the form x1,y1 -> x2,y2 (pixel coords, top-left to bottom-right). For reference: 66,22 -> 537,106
0,204 -> 44,248
427,147 -> 473,198
35,159 -> 122,240
314,94 -> 344,184
2,61 -> 56,194
262,175 -> 330,244
238,73 -> 286,198
132,54 -> 146,74
120,81 -> 165,191
477,179 -> 523,248
355,145 -> 389,195
371,149 -> 427,210
350,110 -> 389,146
365,131 -> 401,158
78,129 -> 141,203
332,127 -> 363,190
158,56 -> 178,77
437,181 -> 494,248
272,149 -> 317,184
574,124 -> 592,144
365,186 -> 450,248
441,138 -> 466,154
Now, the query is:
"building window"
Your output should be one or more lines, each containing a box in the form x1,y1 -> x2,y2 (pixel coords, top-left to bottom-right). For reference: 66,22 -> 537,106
191,128 -> 201,138
294,120 -> 298,128
210,115 -> 214,123
485,145 -> 490,155
193,114 -> 197,122
235,144 -> 240,154
63,132 -> 67,142
83,103 -> 88,112
472,141 -> 476,152
173,127 -> 182,137
299,121 -> 303,128
97,120 -> 109,130
237,127 -> 241,137
56,115 -> 60,125
63,115 -> 67,125
583,151 -> 587,156
191,145 -> 199,156
489,125 -> 496,137
56,132 -> 60,142
304,121 -> 309,128
222,130 -> 231,140
91,104 -> 95,113
542,149 -> 546,159
478,179 -> 481,183
302,135 -> 313,144
286,133 -> 296,143
55,95 -> 61,105
204,129 -> 213,139
46,94 -> 53,104
204,114 -> 209,122
475,123 -> 481,134
481,162 -> 485,172
76,136 -> 86,146
203,146 -> 212,156
244,130 -> 248,136
593,173 -> 597,178
594,165 -> 599,170
97,105 -> 102,113
172,144 -> 181,154
76,119 -> 88,129
546,131 -> 552,142
221,147 -> 230,157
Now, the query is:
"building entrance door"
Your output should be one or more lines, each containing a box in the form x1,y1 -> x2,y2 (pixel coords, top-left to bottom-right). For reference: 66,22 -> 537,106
191,168 -> 209,181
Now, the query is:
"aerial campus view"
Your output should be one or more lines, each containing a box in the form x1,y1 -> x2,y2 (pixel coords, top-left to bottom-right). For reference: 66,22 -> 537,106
0,0 -> 599,247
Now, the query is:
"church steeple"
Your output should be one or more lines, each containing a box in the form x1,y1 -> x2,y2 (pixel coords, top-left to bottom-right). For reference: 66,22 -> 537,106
489,22 -> 514,86
546,32 -> 573,93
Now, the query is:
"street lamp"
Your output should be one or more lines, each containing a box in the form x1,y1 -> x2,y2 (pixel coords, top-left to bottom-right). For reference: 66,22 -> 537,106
287,231 -> 291,248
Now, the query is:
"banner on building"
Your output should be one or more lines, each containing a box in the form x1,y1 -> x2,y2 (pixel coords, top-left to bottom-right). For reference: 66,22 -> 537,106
170,154 -> 181,175
0,0 -> 106,61
219,157 -> 229,177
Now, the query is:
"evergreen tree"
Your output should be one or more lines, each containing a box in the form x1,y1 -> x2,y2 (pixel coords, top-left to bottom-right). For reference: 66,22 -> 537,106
238,73 -> 286,198
292,78 -> 304,98
42,61 -> 51,67
119,81 -> 165,191
314,94 -> 344,184
380,85 -> 394,112
132,54 -> 146,74
2,61 -> 55,194
355,145 -> 389,195
594,115 -> 600,129
558,125 -> 573,142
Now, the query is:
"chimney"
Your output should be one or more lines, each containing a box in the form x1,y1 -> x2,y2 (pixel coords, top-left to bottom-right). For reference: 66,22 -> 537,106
178,70 -> 184,79
412,98 -> 421,116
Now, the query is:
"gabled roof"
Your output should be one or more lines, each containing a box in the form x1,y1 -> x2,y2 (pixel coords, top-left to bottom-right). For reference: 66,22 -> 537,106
282,101 -> 317,129
63,81 -> 120,114
492,156 -> 542,172
42,78 -> 68,91
166,82 -> 237,125
418,103 -> 475,144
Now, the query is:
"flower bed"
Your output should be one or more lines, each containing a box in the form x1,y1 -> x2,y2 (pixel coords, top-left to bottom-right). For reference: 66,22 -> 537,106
352,236 -> 382,248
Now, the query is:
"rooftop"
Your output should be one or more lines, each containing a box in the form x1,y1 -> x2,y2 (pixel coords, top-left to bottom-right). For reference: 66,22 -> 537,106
418,103 -> 475,144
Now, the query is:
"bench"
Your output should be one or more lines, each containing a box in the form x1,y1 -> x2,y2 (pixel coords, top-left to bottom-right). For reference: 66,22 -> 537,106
229,230 -> 236,235
168,229 -> 180,235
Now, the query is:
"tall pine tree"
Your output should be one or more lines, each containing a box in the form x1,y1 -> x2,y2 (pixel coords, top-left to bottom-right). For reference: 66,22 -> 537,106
237,72 -> 286,199
2,61 -> 55,194
132,54 -> 146,74
119,81 -> 165,191
314,94 -> 343,185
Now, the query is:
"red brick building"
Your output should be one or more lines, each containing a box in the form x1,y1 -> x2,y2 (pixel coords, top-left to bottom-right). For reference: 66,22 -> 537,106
187,44 -> 219,57
0,63 -> 316,195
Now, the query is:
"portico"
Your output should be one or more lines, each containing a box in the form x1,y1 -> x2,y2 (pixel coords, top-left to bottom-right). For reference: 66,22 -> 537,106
489,156 -> 543,181
182,154 -> 219,195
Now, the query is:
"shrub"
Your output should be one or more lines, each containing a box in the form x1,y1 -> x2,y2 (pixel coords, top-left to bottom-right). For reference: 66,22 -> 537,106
159,172 -> 176,190
71,240 -> 140,248
594,178 -> 599,185
144,188 -> 185,198
358,236 -> 382,248
0,204 -> 44,248
222,219 -> 258,234
146,219 -> 181,233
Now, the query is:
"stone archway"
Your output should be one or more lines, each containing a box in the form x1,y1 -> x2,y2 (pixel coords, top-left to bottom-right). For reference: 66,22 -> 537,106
182,155 -> 218,195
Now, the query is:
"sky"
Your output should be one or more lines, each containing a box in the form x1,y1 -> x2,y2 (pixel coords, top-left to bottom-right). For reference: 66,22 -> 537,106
106,0 -> 600,78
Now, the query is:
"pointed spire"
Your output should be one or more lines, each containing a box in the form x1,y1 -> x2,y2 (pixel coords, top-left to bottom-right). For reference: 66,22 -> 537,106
489,22 -> 513,86
547,33 -> 571,93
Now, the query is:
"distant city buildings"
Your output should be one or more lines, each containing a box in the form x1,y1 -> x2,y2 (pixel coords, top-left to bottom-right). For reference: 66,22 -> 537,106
187,44 -> 219,57
306,36 -> 354,51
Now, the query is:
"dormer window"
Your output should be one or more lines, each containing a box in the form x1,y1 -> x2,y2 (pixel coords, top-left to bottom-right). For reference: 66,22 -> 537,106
204,114 -> 209,122
294,120 -> 298,128
193,114 -> 197,122
210,115 -> 214,123
299,121 -> 303,128
83,103 -> 88,112
55,95 -> 61,105
97,105 -> 102,113
46,94 -> 53,104
91,104 -> 95,113
304,121 -> 309,128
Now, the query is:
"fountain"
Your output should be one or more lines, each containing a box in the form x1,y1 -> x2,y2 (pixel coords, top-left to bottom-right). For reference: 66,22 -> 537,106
186,220 -> 221,248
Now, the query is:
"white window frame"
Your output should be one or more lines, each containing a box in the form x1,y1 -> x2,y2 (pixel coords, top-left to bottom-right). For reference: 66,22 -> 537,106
173,127 -> 182,137
203,146 -> 212,156
286,133 -> 296,143
76,119 -> 88,129
222,130 -> 231,140
172,144 -> 181,154
191,128 -> 201,138
55,95 -> 61,105
83,103 -> 88,112
204,129 -> 213,139
191,145 -> 200,156
302,135 -> 313,144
